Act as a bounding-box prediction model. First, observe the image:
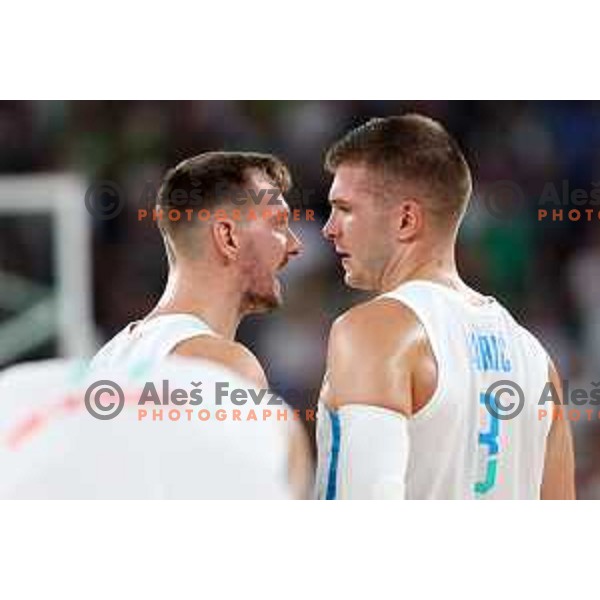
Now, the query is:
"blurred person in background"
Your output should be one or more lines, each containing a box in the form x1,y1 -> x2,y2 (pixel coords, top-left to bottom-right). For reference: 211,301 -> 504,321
0,357 -> 310,499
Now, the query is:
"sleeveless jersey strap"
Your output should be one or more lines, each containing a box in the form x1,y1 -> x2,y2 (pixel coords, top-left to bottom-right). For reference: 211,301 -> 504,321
151,315 -> 217,360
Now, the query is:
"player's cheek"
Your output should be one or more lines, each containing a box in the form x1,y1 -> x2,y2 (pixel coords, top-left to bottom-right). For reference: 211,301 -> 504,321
341,216 -> 354,240
269,235 -> 286,267
275,232 -> 288,253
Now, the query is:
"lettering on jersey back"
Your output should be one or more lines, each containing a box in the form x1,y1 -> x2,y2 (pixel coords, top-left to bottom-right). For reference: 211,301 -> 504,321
469,332 -> 512,373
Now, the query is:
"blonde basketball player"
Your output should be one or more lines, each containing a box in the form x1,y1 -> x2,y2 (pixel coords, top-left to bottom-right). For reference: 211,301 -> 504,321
91,152 -> 310,496
316,115 -> 575,500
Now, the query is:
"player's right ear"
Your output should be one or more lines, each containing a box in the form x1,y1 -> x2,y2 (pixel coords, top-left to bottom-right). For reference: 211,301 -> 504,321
395,198 -> 424,242
211,219 -> 240,262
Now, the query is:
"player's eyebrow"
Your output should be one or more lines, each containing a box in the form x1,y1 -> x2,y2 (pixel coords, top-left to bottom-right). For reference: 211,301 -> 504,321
328,197 -> 351,207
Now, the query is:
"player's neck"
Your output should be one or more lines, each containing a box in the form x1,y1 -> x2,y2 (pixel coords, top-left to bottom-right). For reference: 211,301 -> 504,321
150,267 -> 243,340
379,239 -> 464,293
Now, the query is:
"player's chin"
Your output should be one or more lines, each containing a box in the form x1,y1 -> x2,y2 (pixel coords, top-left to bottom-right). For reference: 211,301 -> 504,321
256,293 -> 282,313
244,296 -> 280,315
248,283 -> 283,314
343,268 -> 372,291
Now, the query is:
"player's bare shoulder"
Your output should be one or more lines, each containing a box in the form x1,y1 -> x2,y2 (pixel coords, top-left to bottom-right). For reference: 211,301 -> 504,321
172,335 -> 268,388
323,296 -> 430,415
328,296 -> 424,362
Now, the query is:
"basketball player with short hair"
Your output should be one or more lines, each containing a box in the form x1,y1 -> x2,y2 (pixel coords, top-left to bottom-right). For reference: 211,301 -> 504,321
93,152 -> 301,384
316,115 -> 575,499
91,151 -> 309,495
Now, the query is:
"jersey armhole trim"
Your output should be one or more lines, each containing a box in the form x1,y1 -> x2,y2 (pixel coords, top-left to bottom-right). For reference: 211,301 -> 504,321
167,330 -> 218,356
380,291 -> 447,423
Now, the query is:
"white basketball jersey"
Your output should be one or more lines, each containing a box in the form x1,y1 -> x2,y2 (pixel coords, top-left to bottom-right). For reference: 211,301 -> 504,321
0,358 -> 293,499
91,313 -> 216,371
316,280 -> 553,500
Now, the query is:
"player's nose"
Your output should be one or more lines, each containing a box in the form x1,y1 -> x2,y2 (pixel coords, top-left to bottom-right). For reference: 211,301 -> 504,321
286,227 -> 303,258
322,213 -> 337,242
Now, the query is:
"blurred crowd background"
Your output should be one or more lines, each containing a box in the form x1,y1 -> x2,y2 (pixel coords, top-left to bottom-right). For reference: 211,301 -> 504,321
1,100 -> 600,497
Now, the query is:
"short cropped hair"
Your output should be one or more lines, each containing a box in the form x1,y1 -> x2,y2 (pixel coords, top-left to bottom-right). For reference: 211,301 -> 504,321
325,114 -> 472,222
157,151 -> 292,235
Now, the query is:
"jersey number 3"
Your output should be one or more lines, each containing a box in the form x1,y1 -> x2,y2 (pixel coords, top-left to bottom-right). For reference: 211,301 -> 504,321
475,391 -> 500,496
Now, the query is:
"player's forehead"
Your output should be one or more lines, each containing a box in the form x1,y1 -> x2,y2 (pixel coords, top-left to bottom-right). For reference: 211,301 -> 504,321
328,163 -> 382,203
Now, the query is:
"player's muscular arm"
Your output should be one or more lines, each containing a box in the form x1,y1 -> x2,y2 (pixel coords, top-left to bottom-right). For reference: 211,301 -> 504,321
541,360 -> 576,500
172,336 -> 268,388
323,298 -> 425,415
318,299 -> 430,499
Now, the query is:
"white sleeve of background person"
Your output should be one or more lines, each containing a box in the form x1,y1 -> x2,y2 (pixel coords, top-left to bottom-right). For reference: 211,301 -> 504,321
0,358 -> 294,499
318,403 -> 409,500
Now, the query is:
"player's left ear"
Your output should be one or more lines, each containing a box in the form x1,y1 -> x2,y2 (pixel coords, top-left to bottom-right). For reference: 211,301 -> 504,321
395,198 -> 424,241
